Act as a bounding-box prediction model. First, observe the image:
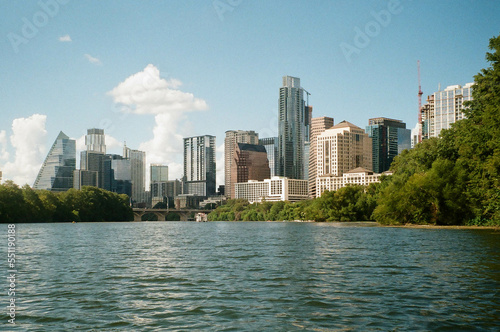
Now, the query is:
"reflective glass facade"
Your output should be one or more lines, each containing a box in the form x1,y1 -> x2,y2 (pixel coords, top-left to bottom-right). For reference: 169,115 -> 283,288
183,135 -> 216,196
34,131 -> 76,191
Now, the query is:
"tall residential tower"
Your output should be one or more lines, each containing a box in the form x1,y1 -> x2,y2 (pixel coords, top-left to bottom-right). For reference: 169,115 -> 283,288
183,135 -> 216,197
278,76 -> 309,180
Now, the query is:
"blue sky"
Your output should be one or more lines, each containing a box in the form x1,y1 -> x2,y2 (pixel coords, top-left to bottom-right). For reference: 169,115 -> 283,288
1,0 -> 499,186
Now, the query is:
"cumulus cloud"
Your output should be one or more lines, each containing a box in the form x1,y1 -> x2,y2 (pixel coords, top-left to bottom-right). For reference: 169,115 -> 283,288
107,64 -> 208,114
85,54 -> 102,65
59,34 -> 72,42
109,64 -> 209,185
0,130 -> 9,161
1,114 -> 47,186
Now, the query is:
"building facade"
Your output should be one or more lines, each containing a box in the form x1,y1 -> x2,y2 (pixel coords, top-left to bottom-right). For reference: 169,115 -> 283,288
365,117 -> 411,173
183,135 -> 216,197
420,83 -> 474,140
317,167 -> 389,194
235,176 -> 308,203
74,128 -> 106,189
278,76 -> 310,180
259,137 -> 278,178
124,144 -> 146,204
308,116 -> 334,198
33,131 -> 76,191
230,143 -> 270,198
224,130 -> 259,198
316,121 -> 372,197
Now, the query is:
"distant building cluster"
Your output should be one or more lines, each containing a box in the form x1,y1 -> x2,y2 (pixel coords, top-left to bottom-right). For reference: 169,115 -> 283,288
29,75 -> 473,206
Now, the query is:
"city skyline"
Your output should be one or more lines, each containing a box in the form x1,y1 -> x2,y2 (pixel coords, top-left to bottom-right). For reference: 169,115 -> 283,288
1,1 -> 499,187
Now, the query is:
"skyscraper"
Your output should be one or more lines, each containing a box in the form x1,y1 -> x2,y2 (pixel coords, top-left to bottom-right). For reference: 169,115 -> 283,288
419,83 -> 474,141
259,137 -> 278,177
366,117 -> 411,173
230,143 -> 270,198
74,128 -> 106,189
278,76 -> 309,180
124,144 -> 146,204
308,116 -> 334,198
224,130 -> 259,198
33,131 -> 76,191
316,121 -> 372,197
183,135 -> 216,196
151,164 -> 169,183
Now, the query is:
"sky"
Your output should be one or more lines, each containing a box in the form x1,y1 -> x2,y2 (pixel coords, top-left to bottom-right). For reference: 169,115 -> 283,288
1,0 -> 499,188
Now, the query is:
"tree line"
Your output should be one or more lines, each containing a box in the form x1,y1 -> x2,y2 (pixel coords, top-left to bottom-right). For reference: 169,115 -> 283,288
209,34 -> 500,227
0,182 -> 133,223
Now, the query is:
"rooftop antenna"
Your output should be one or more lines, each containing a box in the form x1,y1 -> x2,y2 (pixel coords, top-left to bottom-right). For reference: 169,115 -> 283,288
417,60 -> 423,144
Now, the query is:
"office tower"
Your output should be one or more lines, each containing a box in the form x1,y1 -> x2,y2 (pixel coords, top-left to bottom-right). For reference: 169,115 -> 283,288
224,130 -> 259,198
259,137 -> 278,177
315,121 -> 372,197
33,131 -> 76,191
85,128 -> 106,154
124,144 -> 146,204
308,116 -> 334,198
151,179 -> 182,207
419,83 -> 474,140
150,164 -> 169,206
432,83 -> 473,138
278,76 -> 310,180
303,105 -> 313,181
103,154 -> 132,196
230,143 -> 270,198
151,164 -> 168,183
366,117 -> 411,173
183,135 -> 216,196
74,128 -> 106,189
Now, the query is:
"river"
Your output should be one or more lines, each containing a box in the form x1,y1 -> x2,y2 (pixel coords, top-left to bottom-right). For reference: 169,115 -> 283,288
2,221 -> 499,331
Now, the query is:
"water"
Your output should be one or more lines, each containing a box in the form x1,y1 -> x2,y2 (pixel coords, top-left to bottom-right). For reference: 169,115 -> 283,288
2,222 -> 499,331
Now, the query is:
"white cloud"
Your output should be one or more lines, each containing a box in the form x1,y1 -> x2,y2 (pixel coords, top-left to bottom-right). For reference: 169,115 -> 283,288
1,114 -> 47,186
139,113 -> 186,186
84,54 -> 102,65
0,130 -> 9,161
109,64 -> 209,187
107,64 -> 208,114
59,34 -> 72,42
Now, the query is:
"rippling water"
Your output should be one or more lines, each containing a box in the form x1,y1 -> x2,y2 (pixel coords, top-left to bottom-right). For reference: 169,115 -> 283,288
2,222 -> 499,331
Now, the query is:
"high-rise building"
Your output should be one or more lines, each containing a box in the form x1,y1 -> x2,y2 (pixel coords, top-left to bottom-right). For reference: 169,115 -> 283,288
278,76 -> 309,180
74,128 -> 106,189
316,121 -> 372,197
183,135 -> 216,197
33,131 -> 76,191
303,105 -> 313,182
259,137 -> 278,177
85,128 -> 106,154
151,164 -> 169,183
224,130 -> 259,198
230,143 -> 270,198
124,144 -> 146,204
308,116 -> 334,198
420,83 -> 473,139
365,117 -> 411,173
103,154 -> 132,196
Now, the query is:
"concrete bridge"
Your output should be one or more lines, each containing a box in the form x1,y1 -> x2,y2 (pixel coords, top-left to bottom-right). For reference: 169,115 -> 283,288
132,208 -> 211,222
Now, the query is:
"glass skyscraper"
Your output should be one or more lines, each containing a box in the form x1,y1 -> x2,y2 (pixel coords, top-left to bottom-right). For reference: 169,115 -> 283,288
278,76 -> 309,180
366,118 -> 411,173
259,137 -> 278,177
33,131 -> 76,191
183,135 -> 216,197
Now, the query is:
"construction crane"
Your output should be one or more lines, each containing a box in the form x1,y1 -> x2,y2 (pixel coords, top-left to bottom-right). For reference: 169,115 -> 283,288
417,60 -> 423,144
